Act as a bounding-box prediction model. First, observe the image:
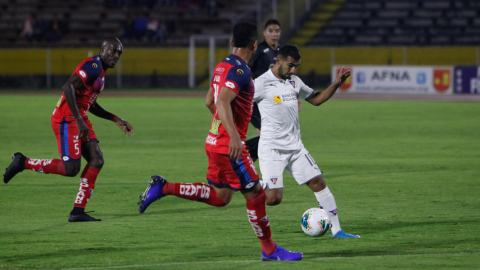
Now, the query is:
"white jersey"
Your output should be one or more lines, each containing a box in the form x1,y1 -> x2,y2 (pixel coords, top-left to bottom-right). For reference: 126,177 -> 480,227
254,69 -> 315,150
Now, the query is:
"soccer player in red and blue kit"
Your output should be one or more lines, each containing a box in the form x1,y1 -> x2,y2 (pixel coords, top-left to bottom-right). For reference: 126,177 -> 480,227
137,22 -> 302,261
3,38 -> 133,222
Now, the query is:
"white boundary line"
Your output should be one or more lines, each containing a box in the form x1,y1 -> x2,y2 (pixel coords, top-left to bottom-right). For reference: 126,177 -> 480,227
62,251 -> 480,270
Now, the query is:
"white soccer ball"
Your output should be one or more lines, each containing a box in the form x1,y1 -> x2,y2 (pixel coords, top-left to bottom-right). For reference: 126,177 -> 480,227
301,208 -> 332,237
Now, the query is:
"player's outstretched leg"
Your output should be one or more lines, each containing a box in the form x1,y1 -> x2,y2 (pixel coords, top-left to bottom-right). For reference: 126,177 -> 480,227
138,175 -> 167,213
138,175 -> 228,213
3,153 -> 27,184
314,186 -> 360,238
332,230 -> 360,238
261,244 -> 304,261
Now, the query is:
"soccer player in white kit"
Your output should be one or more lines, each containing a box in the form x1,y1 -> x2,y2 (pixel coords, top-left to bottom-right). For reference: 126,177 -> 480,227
253,44 -> 359,238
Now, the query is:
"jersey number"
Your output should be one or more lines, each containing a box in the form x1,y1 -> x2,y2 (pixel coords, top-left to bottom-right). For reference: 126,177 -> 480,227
213,84 -> 219,104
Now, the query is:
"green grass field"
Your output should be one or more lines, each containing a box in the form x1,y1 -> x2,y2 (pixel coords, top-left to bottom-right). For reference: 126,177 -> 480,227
0,94 -> 479,269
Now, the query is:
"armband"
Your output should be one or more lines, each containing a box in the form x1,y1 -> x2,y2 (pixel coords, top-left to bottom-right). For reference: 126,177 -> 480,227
109,114 -> 117,121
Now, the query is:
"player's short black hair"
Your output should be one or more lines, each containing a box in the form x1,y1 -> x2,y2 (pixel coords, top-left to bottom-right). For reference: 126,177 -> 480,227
278,44 -> 301,61
233,21 -> 258,48
264,19 -> 281,30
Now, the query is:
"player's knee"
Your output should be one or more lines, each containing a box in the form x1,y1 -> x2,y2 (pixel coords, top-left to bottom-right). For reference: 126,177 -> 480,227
266,196 -> 282,206
64,163 -> 80,177
89,157 -> 104,169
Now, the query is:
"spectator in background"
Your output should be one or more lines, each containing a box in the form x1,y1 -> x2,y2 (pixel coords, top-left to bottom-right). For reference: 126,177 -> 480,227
46,20 -> 62,42
206,0 -> 218,17
134,13 -> 148,41
146,18 -> 166,42
123,16 -> 135,41
20,13 -> 36,41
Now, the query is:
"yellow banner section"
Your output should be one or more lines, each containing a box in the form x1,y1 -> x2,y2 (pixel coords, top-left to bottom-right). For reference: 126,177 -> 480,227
0,47 -> 477,76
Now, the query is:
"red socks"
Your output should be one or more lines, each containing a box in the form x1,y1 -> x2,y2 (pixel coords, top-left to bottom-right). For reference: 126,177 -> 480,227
25,158 -> 66,176
246,188 -> 276,255
163,182 -> 227,207
73,165 -> 101,208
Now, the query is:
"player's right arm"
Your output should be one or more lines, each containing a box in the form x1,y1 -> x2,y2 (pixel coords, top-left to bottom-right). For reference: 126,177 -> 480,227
216,87 -> 242,163
62,73 -> 90,140
205,86 -> 215,114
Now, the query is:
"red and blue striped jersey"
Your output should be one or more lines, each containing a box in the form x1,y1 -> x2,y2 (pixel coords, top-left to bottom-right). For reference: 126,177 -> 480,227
205,54 -> 255,155
52,55 -> 105,122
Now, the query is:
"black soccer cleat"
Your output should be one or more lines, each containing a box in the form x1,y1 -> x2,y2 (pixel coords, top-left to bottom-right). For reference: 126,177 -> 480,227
68,213 -> 103,222
4,152 -> 27,184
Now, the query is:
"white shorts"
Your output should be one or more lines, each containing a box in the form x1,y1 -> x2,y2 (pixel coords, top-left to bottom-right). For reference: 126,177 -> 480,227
258,147 -> 322,190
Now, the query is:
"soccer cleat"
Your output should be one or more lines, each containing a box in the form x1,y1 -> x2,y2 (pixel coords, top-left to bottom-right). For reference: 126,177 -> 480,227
3,152 -> 27,184
137,175 -> 167,214
68,213 -> 102,222
261,244 -> 303,261
332,230 -> 360,238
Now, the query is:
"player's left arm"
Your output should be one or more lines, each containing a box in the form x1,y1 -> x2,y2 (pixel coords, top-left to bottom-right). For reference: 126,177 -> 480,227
306,67 -> 351,106
205,86 -> 215,114
89,101 -> 133,135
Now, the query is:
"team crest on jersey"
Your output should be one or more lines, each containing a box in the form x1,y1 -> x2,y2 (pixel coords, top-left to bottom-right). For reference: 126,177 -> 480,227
236,69 -> 244,76
270,178 -> 278,185
269,63 -> 274,69
289,80 -> 295,88
273,95 -> 282,103
92,63 -> 98,69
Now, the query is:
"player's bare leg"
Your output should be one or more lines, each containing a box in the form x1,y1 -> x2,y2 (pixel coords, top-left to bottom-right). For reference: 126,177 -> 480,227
264,186 -> 283,206
68,141 -> 103,222
308,175 -> 360,238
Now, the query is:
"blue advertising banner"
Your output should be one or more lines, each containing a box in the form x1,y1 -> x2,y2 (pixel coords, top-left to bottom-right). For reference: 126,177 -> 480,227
454,66 -> 480,94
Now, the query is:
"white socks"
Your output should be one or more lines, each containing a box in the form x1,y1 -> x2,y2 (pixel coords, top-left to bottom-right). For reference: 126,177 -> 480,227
258,180 -> 267,190
314,187 -> 341,235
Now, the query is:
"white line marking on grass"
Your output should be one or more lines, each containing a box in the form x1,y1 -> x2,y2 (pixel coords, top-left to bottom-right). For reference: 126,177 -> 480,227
62,252 -> 480,270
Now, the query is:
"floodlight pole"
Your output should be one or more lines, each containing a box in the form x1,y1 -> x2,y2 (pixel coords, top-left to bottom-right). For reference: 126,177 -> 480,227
189,36 -> 196,88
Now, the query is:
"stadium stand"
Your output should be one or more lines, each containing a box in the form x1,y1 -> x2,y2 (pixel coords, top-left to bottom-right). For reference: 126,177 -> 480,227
0,0 -> 271,47
291,0 -> 480,46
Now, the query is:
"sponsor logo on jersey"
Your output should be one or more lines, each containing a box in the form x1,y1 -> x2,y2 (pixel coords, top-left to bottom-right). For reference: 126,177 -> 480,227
79,70 -> 87,78
209,118 -> 221,135
433,69 -> 451,92
273,95 -> 282,103
329,208 -> 338,216
92,63 -> 98,69
225,81 -> 236,90
289,80 -> 295,88
282,93 -> 297,102
206,135 -> 217,145
270,177 -> 278,185
236,69 -> 244,76
215,67 -> 225,74
263,48 -> 269,53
